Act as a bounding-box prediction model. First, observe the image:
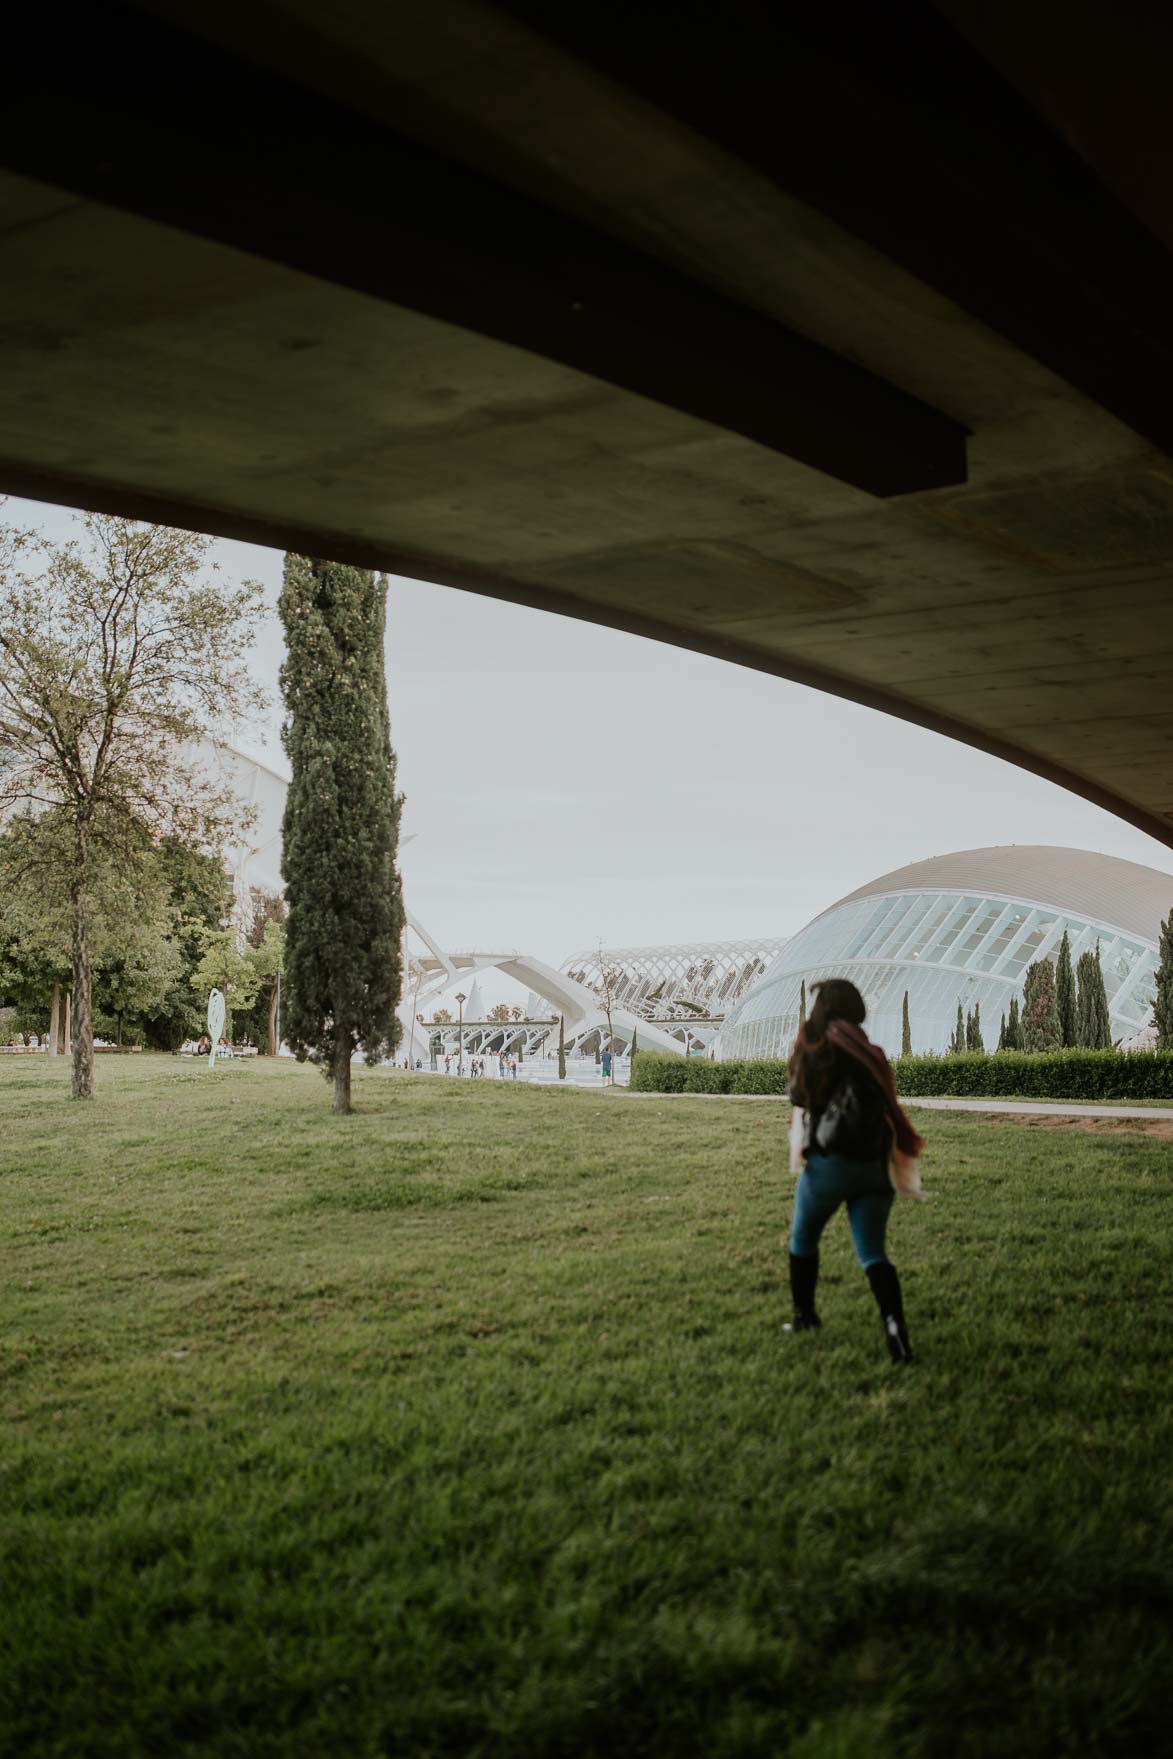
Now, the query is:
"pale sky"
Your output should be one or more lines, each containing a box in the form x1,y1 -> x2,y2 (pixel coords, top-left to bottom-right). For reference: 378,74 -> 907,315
10,495 -> 1173,977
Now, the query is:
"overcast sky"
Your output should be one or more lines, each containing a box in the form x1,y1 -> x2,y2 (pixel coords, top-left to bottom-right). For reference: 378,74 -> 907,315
11,495 -> 1173,975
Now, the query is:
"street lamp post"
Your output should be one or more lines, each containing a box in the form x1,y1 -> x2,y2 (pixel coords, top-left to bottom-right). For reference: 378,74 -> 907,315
455,992 -> 466,1077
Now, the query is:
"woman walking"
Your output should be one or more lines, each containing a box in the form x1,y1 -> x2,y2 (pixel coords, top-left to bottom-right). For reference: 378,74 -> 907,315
786,979 -> 924,1361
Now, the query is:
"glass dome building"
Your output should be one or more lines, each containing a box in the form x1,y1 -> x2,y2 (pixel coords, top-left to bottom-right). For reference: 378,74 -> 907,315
717,846 -> 1173,1061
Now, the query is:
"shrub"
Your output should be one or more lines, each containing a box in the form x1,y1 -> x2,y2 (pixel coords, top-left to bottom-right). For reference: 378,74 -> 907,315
630,1050 -> 1173,1101
892,1049 -> 1173,1100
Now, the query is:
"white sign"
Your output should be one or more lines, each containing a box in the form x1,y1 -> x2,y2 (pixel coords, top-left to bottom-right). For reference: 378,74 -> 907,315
207,989 -> 226,1067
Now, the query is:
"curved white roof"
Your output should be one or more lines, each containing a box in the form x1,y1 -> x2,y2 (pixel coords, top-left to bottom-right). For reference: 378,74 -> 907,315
830,845 -> 1173,944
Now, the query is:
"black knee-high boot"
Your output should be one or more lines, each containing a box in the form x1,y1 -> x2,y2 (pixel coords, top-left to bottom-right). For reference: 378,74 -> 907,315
866,1261 -> 912,1361
785,1252 -> 821,1332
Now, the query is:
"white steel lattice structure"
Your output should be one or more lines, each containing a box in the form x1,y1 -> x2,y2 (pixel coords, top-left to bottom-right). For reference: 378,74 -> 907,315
717,846 -> 1173,1063
562,939 -> 789,1037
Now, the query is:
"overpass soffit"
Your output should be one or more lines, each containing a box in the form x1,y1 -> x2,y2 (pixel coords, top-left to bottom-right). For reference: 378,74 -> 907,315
2,7 -> 1173,845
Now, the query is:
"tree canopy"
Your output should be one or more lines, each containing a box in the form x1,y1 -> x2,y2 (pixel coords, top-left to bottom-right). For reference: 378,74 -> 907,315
0,514 -> 263,1093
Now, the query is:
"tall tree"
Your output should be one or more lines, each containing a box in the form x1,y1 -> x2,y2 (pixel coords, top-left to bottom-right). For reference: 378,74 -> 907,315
901,990 -> 912,1058
1055,930 -> 1077,1047
799,979 -> 807,1032
966,1001 -> 985,1054
558,1013 -> 566,1080
279,556 -> 404,1112
1004,994 -> 1021,1051
594,952 -> 622,1084
0,515 -> 261,1096
1022,960 -> 1061,1051
951,1000 -> 965,1055
1155,908 -> 1173,1049
1076,944 -> 1112,1049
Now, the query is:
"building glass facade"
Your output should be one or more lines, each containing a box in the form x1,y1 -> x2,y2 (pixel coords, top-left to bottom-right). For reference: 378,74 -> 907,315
717,848 -> 1173,1061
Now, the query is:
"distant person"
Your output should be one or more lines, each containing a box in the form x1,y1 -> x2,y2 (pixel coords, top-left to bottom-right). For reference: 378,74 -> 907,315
444,1054 -> 451,1075
785,978 -> 924,1362
196,1034 -> 211,1056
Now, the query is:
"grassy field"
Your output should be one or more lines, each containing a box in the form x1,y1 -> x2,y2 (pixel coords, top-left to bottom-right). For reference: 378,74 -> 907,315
3,1057 -> 1171,1758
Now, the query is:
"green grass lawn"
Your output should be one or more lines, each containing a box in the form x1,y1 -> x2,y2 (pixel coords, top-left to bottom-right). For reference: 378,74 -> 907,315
3,1057 -> 1171,1758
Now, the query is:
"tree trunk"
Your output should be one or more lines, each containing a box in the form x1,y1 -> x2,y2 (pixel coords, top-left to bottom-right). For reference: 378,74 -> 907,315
333,1041 -> 352,1114
47,984 -> 60,1056
267,982 -> 279,1057
62,989 -> 72,1057
116,1013 -> 123,1050
71,820 -> 94,1099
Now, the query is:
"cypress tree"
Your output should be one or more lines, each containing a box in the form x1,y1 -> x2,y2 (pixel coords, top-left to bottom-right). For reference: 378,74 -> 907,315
1155,909 -> 1173,1049
1022,960 -> 1060,1051
1076,944 -> 1112,1049
1004,994 -> 1021,1050
951,1000 -> 965,1055
1055,930 -> 1076,1047
799,979 -> 807,1031
967,1001 -> 984,1053
279,556 -> 404,1113
901,990 -> 912,1058
997,1011 -> 1006,1051
558,1013 -> 566,1080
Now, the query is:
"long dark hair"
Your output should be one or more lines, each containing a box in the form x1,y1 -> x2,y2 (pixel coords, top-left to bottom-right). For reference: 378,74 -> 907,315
789,978 -> 868,1108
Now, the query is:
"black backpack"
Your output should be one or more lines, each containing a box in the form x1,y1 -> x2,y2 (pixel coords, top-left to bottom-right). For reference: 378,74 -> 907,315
813,1070 -> 890,1160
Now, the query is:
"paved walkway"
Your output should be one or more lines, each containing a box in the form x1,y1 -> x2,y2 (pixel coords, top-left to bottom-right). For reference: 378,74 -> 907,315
617,1090 -> 1173,1121
902,1096 -> 1173,1121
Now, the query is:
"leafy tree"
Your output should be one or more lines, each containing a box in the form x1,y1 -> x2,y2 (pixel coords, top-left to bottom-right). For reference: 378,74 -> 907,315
997,1011 -> 1006,1051
1022,959 -> 1061,1051
279,556 -> 404,1112
141,837 -> 236,1051
0,514 -> 261,1096
965,1001 -> 984,1053
94,895 -> 184,1048
1076,944 -> 1112,1049
248,916 -> 285,1055
233,891 -> 287,1053
1155,908 -> 1173,1049
0,809 -> 189,1051
1055,930 -> 1077,1047
487,1002 -> 513,1024
432,1008 -> 452,1024
192,924 -> 259,1039
901,990 -> 911,1058
558,1013 -> 566,1080
594,952 -> 623,1084
1003,994 -> 1022,1051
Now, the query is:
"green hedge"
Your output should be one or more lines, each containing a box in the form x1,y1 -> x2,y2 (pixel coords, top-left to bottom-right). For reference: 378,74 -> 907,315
630,1049 -> 1173,1100
629,1054 -> 789,1095
892,1049 -> 1173,1100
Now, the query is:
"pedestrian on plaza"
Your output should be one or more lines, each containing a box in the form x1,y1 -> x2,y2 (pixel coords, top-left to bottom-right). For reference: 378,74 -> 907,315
444,1054 -> 450,1075
785,978 -> 924,1362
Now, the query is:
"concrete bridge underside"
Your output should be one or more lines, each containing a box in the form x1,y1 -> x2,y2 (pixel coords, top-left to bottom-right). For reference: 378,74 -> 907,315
3,4 -> 1173,843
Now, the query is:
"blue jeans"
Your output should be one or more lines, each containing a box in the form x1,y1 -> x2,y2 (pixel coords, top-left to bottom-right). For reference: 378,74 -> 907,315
790,1151 -> 894,1269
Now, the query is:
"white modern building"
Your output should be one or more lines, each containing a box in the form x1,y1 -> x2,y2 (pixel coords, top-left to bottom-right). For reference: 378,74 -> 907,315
206,743 -> 689,1062
717,846 -> 1173,1061
561,938 -> 789,1052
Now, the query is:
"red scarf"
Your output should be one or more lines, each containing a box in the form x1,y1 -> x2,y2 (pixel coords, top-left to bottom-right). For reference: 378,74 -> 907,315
825,1019 -> 925,1159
